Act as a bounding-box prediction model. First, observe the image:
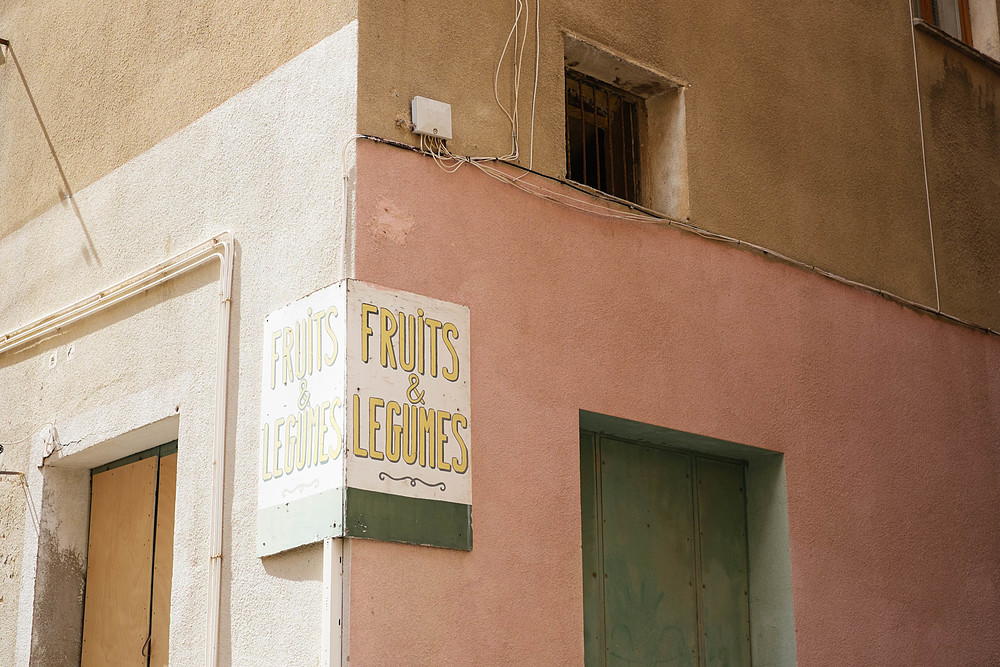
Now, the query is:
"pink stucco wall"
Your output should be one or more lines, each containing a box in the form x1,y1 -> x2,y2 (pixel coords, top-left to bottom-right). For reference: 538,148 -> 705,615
350,141 -> 1000,665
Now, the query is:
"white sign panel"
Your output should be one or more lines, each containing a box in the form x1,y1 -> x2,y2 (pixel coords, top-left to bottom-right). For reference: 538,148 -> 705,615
258,282 -> 347,556
345,281 -> 471,505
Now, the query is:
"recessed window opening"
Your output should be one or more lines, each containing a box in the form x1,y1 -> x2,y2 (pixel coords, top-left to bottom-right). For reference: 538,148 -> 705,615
563,34 -> 690,220
565,69 -> 642,204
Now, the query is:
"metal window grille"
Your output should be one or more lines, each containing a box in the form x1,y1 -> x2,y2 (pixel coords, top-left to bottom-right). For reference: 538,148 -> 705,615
565,69 -> 642,204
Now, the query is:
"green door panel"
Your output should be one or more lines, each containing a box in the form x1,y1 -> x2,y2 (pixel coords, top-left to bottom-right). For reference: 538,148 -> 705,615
599,438 -> 699,667
581,432 -> 606,664
581,432 -> 753,667
696,457 -> 752,666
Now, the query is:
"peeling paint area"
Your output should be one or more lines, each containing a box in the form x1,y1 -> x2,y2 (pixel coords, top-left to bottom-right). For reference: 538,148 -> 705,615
29,530 -> 87,666
369,197 -> 417,245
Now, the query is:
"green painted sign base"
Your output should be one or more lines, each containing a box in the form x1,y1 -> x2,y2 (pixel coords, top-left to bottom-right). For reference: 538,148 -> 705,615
259,487 -> 472,555
257,488 -> 344,556
345,488 -> 472,551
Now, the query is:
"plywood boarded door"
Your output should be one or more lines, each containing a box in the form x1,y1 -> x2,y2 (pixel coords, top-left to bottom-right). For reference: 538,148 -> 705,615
149,452 -> 176,667
81,444 -> 176,666
581,433 -> 751,667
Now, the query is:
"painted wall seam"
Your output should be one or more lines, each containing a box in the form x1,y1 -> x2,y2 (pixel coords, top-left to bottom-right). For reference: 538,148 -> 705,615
353,138 -> 998,338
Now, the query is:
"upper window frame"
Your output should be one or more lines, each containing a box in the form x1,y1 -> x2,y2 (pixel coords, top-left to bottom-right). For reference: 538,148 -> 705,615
915,0 -> 974,45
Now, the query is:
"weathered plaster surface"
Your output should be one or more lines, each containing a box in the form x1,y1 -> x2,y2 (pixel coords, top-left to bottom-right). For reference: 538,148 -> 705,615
28,467 -> 90,665
350,141 -> 1000,665
970,0 -> 1000,59
1,2 -> 998,663
916,30 -> 1000,330
0,425 -> 31,667
0,23 -> 358,665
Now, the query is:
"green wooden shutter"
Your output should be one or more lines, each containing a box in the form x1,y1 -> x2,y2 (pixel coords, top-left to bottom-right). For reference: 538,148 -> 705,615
581,433 -> 751,667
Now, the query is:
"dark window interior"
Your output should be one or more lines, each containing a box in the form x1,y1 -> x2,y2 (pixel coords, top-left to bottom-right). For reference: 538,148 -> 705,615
565,69 -> 642,204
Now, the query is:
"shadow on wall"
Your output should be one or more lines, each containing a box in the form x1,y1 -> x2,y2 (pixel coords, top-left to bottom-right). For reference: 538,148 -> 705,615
0,42 -> 100,265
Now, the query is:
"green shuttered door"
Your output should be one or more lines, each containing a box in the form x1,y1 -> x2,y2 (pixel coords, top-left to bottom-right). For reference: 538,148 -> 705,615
581,433 -> 751,667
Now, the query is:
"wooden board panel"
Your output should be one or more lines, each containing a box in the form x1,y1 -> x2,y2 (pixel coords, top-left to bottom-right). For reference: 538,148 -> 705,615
695,457 -> 751,667
599,438 -> 699,667
149,452 -> 177,667
81,456 -> 158,667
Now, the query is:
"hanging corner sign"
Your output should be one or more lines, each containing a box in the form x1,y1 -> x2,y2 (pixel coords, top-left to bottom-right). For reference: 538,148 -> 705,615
257,280 -> 472,557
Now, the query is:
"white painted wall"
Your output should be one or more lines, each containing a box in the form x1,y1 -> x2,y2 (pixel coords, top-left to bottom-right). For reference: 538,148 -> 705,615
970,0 -> 1000,59
0,21 -> 357,666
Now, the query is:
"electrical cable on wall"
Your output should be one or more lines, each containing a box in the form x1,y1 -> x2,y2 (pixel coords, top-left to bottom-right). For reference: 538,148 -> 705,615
399,0 -> 541,181
435,0 -> 539,165
356,132 -> 1000,339
0,421 -> 56,450
493,0 -> 529,161
528,0 -> 540,170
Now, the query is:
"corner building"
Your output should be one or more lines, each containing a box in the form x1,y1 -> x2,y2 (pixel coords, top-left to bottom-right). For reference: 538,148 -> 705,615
1,0 -> 999,664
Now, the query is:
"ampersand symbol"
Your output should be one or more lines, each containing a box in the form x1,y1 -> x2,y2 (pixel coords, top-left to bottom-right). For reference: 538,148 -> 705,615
298,380 -> 311,410
406,373 -> 426,405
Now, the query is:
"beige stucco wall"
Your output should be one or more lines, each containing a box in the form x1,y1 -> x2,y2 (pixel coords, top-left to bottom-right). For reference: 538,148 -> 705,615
0,11 -> 359,651
356,0 -> 1000,329
0,0 -> 356,239
0,375 -> 36,665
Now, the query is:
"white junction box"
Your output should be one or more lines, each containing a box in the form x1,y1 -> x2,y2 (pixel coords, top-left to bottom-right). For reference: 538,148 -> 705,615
411,96 -> 453,140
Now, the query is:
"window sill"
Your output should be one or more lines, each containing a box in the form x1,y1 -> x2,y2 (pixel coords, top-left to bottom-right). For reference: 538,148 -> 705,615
913,19 -> 1000,75
561,177 -> 686,222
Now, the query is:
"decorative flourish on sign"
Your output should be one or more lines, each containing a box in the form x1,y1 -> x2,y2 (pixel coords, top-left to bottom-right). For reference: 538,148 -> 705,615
281,479 -> 320,497
406,373 -> 426,405
379,471 -> 446,491
298,379 -> 311,409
